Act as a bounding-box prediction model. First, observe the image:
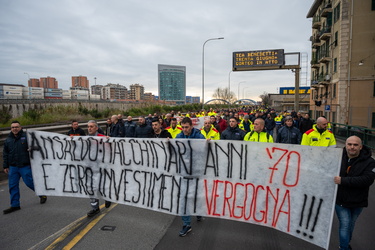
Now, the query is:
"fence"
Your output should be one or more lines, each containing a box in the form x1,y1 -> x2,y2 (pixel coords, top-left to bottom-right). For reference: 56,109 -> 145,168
332,123 -> 375,150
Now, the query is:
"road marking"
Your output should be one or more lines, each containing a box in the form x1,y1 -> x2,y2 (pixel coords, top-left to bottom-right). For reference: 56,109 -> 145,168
28,212 -> 89,250
62,203 -> 118,250
30,203 -> 116,250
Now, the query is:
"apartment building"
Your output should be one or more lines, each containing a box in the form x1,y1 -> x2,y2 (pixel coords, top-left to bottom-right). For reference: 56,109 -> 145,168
307,0 -> 375,127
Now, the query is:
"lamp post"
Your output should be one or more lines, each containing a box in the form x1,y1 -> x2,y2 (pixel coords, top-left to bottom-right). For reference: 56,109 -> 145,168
243,87 -> 251,99
237,81 -> 246,101
24,72 -> 30,86
202,37 -> 224,109
228,70 -> 233,104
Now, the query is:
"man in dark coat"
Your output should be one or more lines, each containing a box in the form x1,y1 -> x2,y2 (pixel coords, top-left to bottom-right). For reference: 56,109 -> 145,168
67,120 -> 86,136
221,117 -> 246,140
151,118 -> 172,138
124,116 -> 136,137
3,121 -> 47,214
333,136 -> 375,250
299,113 -> 314,134
135,116 -> 153,138
276,116 -> 301,144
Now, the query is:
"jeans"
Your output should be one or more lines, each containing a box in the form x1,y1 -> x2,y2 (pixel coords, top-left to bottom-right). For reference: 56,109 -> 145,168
182,216 -> 191,226
8,166 -> 35,207
335,204 -> 363,250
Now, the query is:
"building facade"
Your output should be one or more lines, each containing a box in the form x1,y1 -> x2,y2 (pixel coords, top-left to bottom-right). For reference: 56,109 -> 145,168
158,64 -> 186,105
39,77 -> 58,89
129,83 -> 144,100
307,0 -> 375,128
101,83 -> 128,100
91,84 -> 103,95
72,76 -> 89,89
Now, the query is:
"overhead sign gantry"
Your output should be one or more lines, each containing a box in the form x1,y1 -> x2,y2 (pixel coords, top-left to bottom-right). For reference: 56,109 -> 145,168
232,49 -> 301,111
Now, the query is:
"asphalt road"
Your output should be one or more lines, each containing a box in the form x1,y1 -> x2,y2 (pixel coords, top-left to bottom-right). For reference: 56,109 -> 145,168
0,140 -> 374,250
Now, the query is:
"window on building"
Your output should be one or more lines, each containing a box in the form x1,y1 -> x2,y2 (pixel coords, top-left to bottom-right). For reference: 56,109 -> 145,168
372,113 -> 375,128
333,83 -> 336,98
334,3 -> 341,22
373,81 -> 375,96
334,31 -> 338,46
332,112 -> 336,123
334,58 -> 337,72
372,0 -> 375,11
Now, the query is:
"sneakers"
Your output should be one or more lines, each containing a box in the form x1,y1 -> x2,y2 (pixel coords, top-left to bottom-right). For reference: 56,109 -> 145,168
3,207 -> 21,214
179,225 -> 192,237
40,196 -> 47,204
87,208 -> 100,217
105,201 -> 112,208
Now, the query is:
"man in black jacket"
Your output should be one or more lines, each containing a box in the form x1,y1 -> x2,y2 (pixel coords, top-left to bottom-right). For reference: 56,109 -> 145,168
124,116 -> 136,137
135,116 -> 153,138
67,120 -> 86,136
333,136 -> 375,250
151,118 -> 172,138
276,116 -> 301,144
299,113 -> 314,134
221,117 -> 246,140
3,121 -> 47,214
110,115 -> 125,137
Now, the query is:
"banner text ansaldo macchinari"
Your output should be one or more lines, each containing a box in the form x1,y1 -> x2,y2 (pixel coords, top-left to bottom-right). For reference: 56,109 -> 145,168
29,132 -> 300,232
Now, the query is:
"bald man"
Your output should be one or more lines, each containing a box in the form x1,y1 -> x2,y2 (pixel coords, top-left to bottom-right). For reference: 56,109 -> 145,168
301,116 -> 336,147
244,118 -> 273,142
333,136 -> 375,250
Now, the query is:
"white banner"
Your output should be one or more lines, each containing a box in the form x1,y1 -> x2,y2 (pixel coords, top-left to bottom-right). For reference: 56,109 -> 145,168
27,130 -> 341,249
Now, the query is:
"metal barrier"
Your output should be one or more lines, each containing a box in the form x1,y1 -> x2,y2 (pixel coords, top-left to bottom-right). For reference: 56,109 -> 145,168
332,123 -> 375,149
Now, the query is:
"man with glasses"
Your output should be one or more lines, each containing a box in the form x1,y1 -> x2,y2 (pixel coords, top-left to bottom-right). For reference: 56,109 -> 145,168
3,121 -> 47,214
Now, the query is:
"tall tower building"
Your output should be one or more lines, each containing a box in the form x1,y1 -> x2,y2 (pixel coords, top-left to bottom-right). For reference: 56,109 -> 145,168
72,76 -> 89,89
158,64 -> 186,105
307,0 -> 375,127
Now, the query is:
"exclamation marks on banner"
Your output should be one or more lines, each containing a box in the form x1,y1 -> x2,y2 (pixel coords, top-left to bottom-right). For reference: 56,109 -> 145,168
296,194 -> 323,239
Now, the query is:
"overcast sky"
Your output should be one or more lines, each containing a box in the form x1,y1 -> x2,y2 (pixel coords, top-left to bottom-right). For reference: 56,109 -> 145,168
0,0 -> 313,101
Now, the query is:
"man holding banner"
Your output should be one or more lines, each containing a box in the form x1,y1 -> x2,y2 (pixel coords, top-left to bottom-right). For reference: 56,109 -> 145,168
86,120 -> 112,217
176,117 -> 205,236
334,136 -> 375,250
3,121 -> 47,214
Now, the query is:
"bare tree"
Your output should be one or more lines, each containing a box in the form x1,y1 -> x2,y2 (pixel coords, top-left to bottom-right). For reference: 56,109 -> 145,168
259,91 -> 271,106
212,87 -> 236,103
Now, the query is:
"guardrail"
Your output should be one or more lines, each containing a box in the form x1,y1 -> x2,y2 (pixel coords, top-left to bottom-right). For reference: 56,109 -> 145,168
0,120 -> 108,146
332,123 -> 375,149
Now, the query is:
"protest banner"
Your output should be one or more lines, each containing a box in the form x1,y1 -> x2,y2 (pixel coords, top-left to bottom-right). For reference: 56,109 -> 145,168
27,130 -> 341,249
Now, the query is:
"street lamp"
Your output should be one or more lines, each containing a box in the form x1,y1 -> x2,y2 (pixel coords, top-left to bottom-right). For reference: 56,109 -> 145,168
24,72 -> 30,86
237,81 -> 246,101
243,87 -> 251,99
202,37 -> 224,109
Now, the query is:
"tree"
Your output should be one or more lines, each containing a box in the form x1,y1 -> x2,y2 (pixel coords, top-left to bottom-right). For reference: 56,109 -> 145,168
259,91 -> 271,106
212,87 -> 236,104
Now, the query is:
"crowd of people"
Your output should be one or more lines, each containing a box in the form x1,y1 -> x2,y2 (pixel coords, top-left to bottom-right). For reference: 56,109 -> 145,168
89,107 -> 334,148
2,106 -> 374,249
